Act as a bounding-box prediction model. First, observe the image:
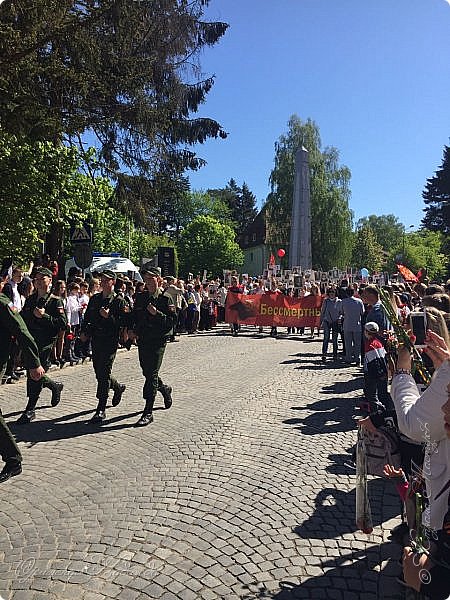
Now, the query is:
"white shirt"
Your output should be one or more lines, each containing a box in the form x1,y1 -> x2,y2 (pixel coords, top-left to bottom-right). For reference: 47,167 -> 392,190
10,280 -> 23,311
66,294 -> 81,326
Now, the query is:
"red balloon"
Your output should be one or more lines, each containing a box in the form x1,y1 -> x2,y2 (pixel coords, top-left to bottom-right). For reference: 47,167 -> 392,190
277,248 -> 285,258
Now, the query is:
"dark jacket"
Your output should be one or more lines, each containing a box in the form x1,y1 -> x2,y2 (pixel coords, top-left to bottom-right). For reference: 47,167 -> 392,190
0,293 -> 41,373
21,292 -> 67,349
81,292 -> 129,341
131,288 -> 176,343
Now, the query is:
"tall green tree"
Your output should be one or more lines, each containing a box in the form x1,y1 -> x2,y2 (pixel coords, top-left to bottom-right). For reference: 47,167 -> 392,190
422,144 -> 450,270
177,215 -> 244,277
235,183 -> 258,237
422,145 -> 450,236
208,179 -> 258,237
351,224 -> 383,273
356,214 -> 405,251
0,130 -> 112,264
159,188 -> 235,240
264,115 -> 353,270
0,0 -> 228,175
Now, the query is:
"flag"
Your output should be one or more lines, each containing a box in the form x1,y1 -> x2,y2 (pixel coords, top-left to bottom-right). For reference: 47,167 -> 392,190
269,253 -> 275,266
396,264 -> 418,282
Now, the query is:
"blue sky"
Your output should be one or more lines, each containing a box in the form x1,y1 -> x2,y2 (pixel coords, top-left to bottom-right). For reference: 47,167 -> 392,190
188,0 -> 450,229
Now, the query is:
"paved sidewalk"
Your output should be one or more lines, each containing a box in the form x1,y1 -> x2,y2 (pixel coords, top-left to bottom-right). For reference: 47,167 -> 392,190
0,326 -> 403,599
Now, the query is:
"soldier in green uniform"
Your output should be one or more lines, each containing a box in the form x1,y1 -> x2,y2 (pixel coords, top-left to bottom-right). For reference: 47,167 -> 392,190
16,268 -> 67,424
80,270 -> 128,424
0,270 -> 45,482
129,265 -> 176,427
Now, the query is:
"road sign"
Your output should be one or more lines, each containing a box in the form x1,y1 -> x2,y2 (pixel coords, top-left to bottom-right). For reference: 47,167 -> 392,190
70,223 -> 92,244
73,243 -> 93,270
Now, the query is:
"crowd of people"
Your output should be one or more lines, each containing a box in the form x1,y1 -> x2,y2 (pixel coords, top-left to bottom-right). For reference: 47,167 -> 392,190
349,279 -> 450,599
1,254 -> 450,598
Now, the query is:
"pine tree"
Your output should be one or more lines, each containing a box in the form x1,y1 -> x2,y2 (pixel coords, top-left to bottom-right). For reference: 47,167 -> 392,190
236,183 -> 258,237
0,0 -> 228,175
422,145 -> 450,236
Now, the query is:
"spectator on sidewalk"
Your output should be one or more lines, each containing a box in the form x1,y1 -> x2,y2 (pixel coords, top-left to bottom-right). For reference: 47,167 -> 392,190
363,321 -> 393,412
362,285 -> 390,336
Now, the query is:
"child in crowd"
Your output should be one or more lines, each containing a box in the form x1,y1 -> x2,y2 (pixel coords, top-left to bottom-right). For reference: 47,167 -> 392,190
363,321 -> 394,412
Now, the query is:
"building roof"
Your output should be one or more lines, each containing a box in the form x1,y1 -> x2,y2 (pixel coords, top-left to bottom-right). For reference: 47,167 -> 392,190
238,208 -> 267,249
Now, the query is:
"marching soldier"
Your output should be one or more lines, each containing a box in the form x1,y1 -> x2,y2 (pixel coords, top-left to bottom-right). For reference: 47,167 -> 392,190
17,268 -> 66,424
129,265 -> 176,427
80,270 -> 128,424
0,270 -> 45,482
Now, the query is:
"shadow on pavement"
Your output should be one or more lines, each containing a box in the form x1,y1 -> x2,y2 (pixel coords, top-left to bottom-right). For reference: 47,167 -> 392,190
294,482 -> 400,539
8,410 -> 143,445
326,452 -> 357,476
284,403 -> 355,435
320,376 -> 365,395
239,545 -> 402,599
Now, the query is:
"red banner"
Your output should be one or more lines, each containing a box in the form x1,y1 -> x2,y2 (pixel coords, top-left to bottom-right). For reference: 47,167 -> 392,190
225,292 -> 323,327
396,264 -> 418,282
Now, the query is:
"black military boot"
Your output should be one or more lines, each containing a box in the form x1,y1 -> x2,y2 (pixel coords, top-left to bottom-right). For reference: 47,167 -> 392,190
159,385 -> 173,409
134,399 -> 154,427
0,460 -> 22,483
17,398 -> 37,425
90,400 -> 107,425
112,384 -> 126,407
16,409 -> 35,425
50,381 -> 64,407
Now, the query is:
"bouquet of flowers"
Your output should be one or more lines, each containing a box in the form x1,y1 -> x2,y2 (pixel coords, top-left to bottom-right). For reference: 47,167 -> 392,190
378,287 -> 431,385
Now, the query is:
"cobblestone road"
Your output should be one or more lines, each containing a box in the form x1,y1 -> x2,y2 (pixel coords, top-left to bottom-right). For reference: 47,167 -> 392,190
0,326 -> 404,599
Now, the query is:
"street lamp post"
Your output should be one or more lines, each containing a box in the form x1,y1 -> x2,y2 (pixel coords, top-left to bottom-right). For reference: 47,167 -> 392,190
402,225 -> 414,261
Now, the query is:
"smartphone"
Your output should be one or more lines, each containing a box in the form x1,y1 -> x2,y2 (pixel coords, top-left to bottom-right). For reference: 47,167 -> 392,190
410,312 -> 427,348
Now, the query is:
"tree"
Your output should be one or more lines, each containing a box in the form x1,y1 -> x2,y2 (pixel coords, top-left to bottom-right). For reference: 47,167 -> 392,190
177,216 -> 244,277
0,0 -> 228,176
90,206 -> 174,267
234,183 -> 258,236
208,179 -> 258,237
264,116 -> 353,270
422,145 -> 450,236
158,188 -> 235,240
351,224 -> 383,273
386,230 -> 447,281
0,130 -> 112,264
356,214 -> 405,251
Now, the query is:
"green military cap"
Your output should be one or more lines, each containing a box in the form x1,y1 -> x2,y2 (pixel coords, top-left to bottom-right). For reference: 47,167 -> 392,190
141,263 -> 161,277
36,267 -> 53,278
101,269 -> 117,280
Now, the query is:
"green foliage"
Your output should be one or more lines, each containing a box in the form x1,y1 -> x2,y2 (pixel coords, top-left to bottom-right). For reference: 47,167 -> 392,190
0,0 -> 228,176
387,230 -> 447,281
356,214 -> 405,251
422,145 -> 450,236
177,215 -> 244,278
351,224 -> 383,273
208,179 -> 258,237
160,188 -> 235,240
422,144 -> 450,271
82,206 -> 175,268
0,130 -> 111,264
264,115 -> 353,270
